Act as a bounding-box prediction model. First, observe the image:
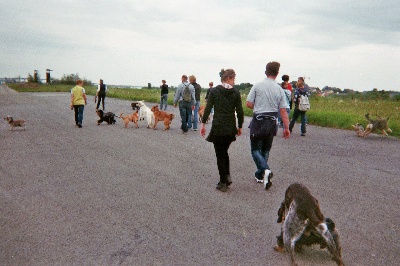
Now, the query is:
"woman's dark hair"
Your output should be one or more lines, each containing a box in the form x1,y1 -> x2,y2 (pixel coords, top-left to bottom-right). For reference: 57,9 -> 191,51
282,75 -> 289,82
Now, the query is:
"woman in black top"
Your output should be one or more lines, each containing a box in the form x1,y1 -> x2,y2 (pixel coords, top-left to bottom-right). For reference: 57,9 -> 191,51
200,69 -> 244,192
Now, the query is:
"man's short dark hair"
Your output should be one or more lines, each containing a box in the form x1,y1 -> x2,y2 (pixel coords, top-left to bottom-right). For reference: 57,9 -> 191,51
282,75 -> 289,82
265,62 -> 280,76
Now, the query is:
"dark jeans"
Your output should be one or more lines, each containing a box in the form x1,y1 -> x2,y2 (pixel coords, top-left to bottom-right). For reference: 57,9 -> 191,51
250,136 -> 274,179
160,94 -> 168,110
289,108 -> 306,134
96,94 -> 105,110
73,105 -> 85,125
213,136 -> 233,184
179,101 -> 192,132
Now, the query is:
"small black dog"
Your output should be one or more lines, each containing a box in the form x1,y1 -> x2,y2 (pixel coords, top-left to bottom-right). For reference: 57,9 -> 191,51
96,110 -> 116,125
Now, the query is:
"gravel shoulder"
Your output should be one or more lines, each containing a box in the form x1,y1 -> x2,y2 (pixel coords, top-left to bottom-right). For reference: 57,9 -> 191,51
1,85 -> 399,266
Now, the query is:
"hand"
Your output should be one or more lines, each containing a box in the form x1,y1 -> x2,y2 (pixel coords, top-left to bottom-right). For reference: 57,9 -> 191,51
192,106 -> 195,110
70,105 -> 73,110
283,128 -> 290,139
200,124 -> 206,137
237,128 -> 242,136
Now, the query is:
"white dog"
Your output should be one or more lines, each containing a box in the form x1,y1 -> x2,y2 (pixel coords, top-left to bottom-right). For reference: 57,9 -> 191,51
137,100 -> 155,128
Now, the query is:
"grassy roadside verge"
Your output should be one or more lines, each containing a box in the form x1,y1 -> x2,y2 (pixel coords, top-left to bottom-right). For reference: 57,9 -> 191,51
7,83 -> 400,138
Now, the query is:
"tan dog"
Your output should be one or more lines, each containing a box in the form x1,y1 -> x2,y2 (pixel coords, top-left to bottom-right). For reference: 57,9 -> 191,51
198,105 -> 211,123
4,116 -> 26,130
351,123 -> 364,137
363,113 -> 392,137
118,111 -> 139,128
151,105 -> 175,130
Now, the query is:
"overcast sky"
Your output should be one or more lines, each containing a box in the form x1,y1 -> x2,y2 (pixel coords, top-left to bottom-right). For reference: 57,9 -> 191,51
1,0 -> 399,91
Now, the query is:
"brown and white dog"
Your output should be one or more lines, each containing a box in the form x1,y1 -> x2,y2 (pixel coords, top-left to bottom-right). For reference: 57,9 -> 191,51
151,105 -> 175,130
274,183 -> 344,266
351,123 -> 364,137
198,105 -> 211,123
118,111 -> 139,128
363,113 -> 392,137
4,116 -> 26,130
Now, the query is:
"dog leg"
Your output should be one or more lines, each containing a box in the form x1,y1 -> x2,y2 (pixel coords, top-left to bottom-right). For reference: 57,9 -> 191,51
283,203 -> 305,266
316,223 -> 344,266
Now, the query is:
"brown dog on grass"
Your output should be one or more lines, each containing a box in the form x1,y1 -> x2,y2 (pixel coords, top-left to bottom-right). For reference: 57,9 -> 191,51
151,105 -> 175,130
118,111 -> 139,128
4,116 -> 26,130
363,113 -> 392,137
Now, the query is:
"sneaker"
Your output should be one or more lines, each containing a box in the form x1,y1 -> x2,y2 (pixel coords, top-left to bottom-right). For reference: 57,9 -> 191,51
301,133 -> 305,136
193,128 -> 198,131
216,182 -> 228,192
264,169 -> 273,190
226,175 -> 232,186
255,176 -> 263,183
78,124 -> 82,128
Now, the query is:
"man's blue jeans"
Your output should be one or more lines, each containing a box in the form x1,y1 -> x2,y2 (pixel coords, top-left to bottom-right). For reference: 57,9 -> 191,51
73,105 -> 85,125
179,101 -> 192,132
190,101 -> 200,130
289,108 -> 306,134
250,136 -> 274,180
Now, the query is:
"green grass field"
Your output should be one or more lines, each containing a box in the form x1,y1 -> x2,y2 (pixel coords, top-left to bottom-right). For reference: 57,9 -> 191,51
8,83 -> 400,138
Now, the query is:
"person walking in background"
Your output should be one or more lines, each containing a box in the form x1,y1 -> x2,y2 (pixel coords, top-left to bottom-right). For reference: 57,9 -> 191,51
277,82 -> 291,129
205,82 -> 213,101
95,79 -> 107,110
246,62 -> 290,190
205,81 -> 214,118
281,74 -> 293,109
188,75 -> 201,131
200,69 -> 244,192
289,77 -> 310,136
70,79 -> 87,128
173,75 -> 195,134
160,79 -> 169,110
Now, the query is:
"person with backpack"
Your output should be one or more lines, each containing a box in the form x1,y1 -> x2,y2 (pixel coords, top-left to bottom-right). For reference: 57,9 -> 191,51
173,75 -> 196,134
200,69 -> 244,192
187,75 -> 201,131
95,79 -> 107,110
289,77 -> 310,136
160,79 -> 169,110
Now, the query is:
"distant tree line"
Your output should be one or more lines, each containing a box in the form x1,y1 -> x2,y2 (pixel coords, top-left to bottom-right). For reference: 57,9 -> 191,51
27,73 -> 91,85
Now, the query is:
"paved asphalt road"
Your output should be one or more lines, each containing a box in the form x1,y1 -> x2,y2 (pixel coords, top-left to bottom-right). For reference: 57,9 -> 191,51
1,85 -> 399,266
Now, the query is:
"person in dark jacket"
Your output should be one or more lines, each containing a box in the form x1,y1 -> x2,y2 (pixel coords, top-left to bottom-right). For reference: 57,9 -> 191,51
160,79 -> 169,110
200,69 -> 244,192
95,79 -> 107,110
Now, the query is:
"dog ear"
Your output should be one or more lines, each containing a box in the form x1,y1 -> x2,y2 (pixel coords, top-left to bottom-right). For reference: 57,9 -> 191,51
277,202 -> 285,223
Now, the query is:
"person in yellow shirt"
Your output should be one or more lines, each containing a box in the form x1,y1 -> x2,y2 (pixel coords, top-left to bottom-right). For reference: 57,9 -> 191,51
70,79 -> 87,128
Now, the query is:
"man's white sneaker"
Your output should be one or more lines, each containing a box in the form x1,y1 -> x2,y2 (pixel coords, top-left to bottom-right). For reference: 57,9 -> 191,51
264,169 -> 273,190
